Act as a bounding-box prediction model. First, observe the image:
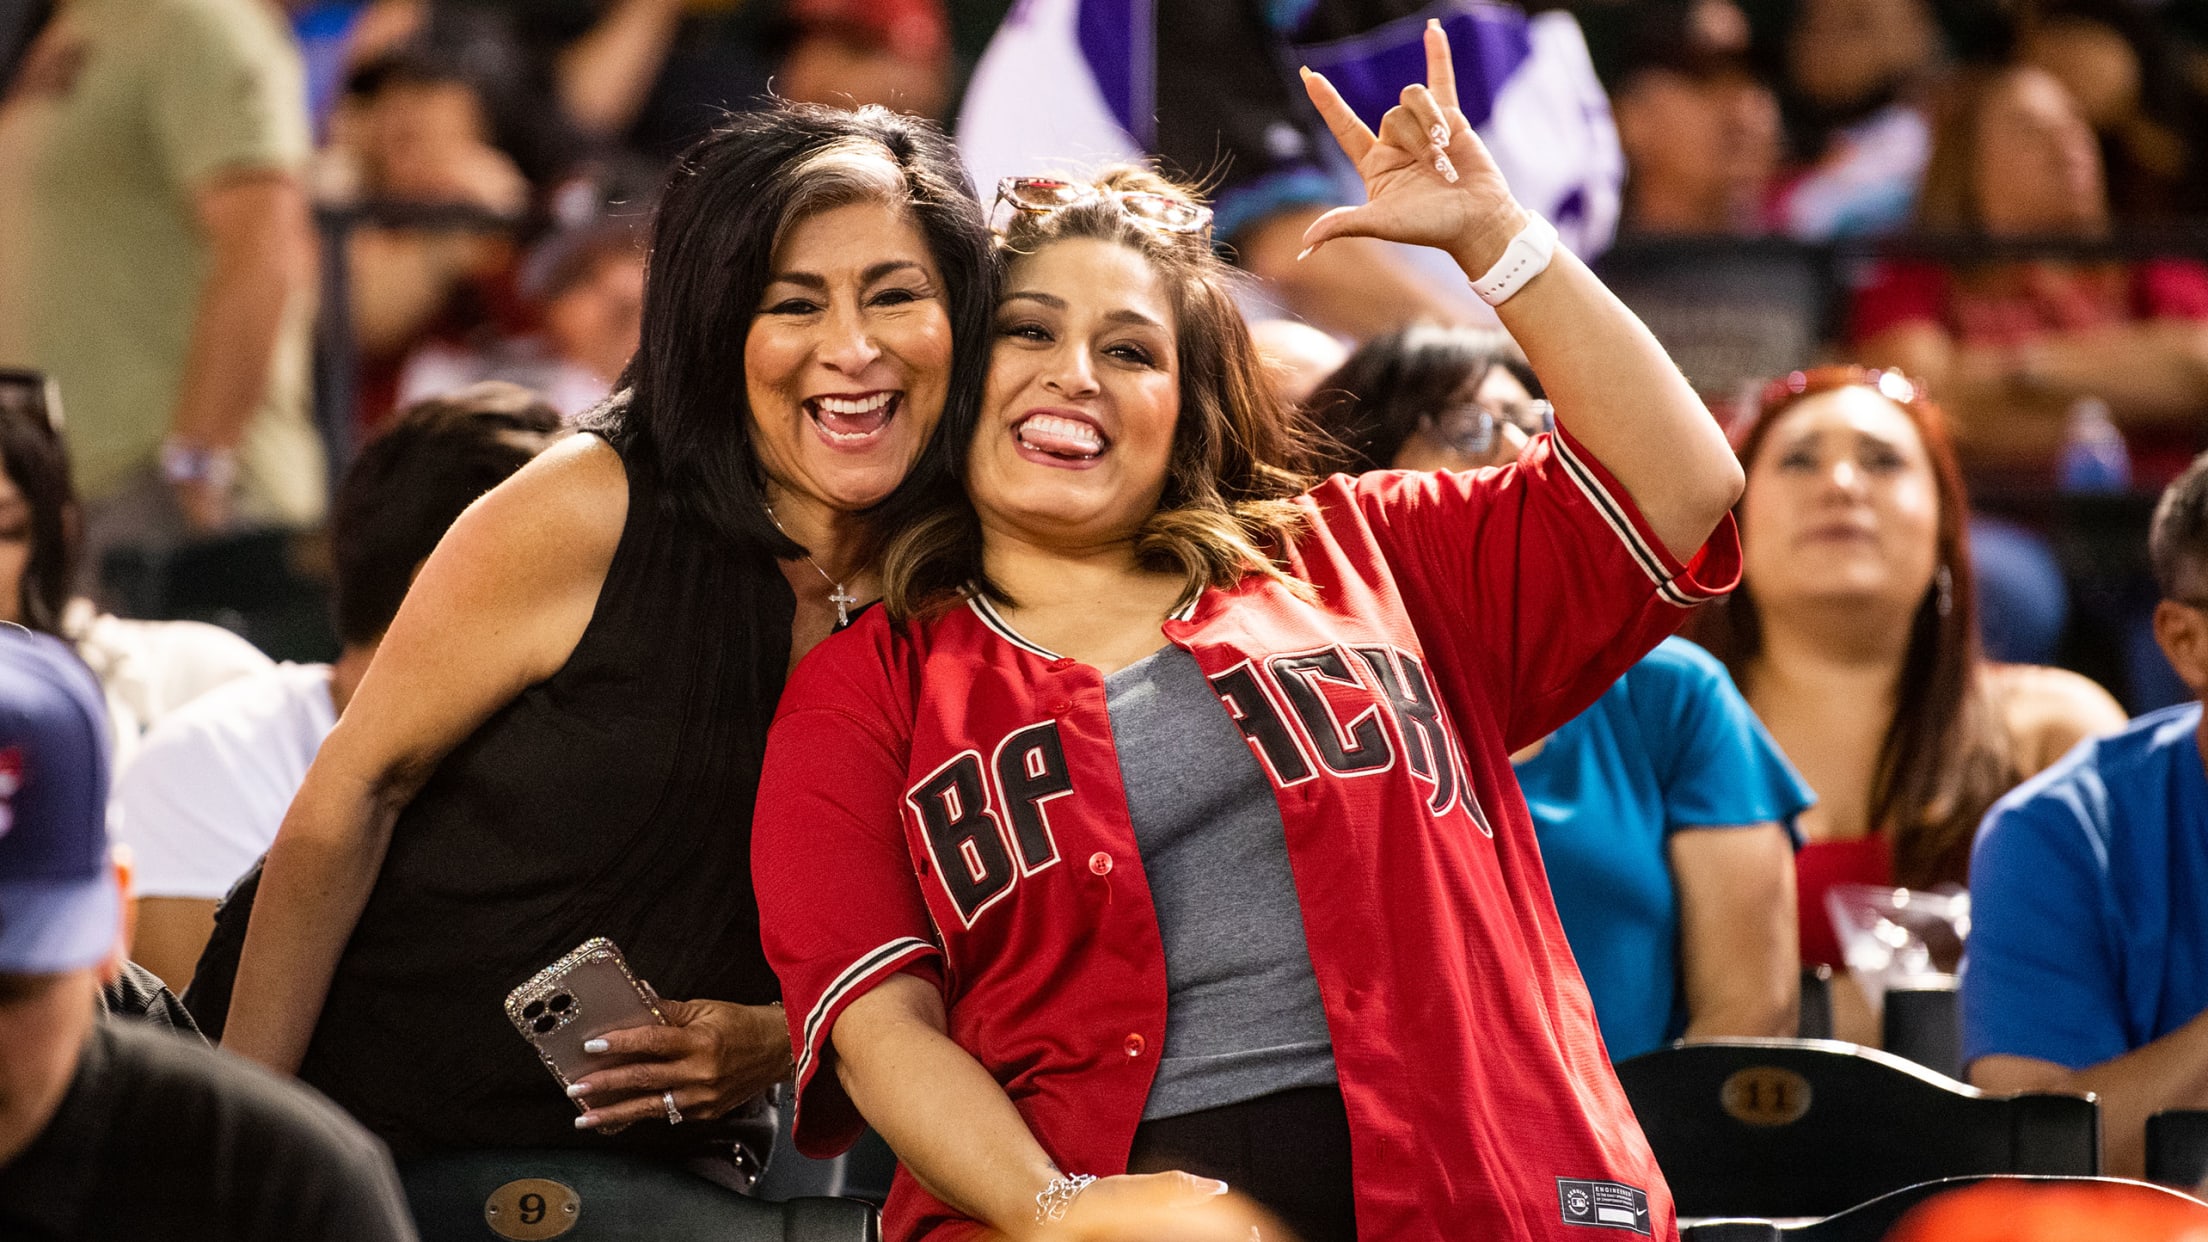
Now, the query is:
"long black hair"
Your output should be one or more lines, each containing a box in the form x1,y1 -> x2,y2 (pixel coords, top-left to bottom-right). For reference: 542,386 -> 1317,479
586,103 -> 993,560
0,371 -> 75,636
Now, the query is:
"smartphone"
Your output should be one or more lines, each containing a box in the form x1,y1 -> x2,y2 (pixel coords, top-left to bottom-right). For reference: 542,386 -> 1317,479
505,937 -> 668,1124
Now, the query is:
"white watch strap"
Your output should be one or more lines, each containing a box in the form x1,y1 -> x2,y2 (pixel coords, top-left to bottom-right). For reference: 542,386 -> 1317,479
1468,212 -> 1559,307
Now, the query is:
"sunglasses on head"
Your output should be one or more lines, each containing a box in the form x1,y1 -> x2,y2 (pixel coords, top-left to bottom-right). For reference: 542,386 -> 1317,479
992,177 -> 1214,238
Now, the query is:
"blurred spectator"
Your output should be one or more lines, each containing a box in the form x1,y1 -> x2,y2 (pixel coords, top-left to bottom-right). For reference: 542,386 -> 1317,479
1610,0 -> 1783,236
1689,366 -> 2125,1045
960,2 -> 1623,339
1247,319 -> 1348,408
775,0 -> 952,121
1855,62 -> 2208,485
1964,450 -> 2208,1176
117,383 -> 564,992
0,0 -> 324,588
0,627 -> 420,1242
324,47 -> 531,426
1766,0 -> 1944,240
2019,4 -> 2207,224
1309,325 -> 1806,1058
397,217 -> 644,415
0,372 -> 273,773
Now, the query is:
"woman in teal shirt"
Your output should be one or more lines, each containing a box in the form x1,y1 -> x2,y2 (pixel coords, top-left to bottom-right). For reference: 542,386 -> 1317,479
1312,327 -> 1810,1058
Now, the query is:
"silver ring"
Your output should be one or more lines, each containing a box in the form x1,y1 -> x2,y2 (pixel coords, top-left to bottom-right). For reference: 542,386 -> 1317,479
663,1090 -> 682,1125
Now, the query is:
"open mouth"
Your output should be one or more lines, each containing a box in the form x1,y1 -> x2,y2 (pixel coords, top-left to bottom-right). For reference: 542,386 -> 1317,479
806,391 -> 900,448
1013,411 -> 1107,464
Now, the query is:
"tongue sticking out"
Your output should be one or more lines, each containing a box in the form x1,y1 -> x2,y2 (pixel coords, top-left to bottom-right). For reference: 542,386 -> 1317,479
1017,413 -> 1104,458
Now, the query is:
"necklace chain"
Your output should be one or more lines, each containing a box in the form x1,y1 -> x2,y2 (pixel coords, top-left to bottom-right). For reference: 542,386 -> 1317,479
765,505 -> 858,627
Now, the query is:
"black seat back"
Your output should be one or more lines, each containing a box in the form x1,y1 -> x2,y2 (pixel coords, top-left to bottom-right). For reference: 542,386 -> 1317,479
1881,984 -> 1961,1080
400,1149 -> 880,1242
1617,1039 -> 2099,1218
2148,1110 -> 2208,1189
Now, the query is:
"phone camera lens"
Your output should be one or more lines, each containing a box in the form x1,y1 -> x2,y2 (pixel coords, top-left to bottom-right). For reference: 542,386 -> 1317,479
532,1015 -> 557,1034
549,994 -> 573,1013
523,1000 -> 546,1020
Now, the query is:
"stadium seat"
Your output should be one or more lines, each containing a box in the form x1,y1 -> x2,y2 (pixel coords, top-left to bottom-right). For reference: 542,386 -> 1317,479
1797,967 -> 1833,1040
399,1148 -> 880,1242
1880,983 -> 1961,1080
1616,1038 -> 2099,1219
2148,1110 -> 2208,1189
1680,1176 -> 2208,1242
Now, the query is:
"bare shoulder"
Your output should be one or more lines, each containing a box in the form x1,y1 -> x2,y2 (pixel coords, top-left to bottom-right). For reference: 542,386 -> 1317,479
390,433 -> 629,687
433,432 -> 628,582
1989,663 -> 2131,777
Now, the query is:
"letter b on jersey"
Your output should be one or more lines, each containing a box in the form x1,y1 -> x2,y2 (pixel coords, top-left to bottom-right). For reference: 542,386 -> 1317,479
907,722 -> 1076,926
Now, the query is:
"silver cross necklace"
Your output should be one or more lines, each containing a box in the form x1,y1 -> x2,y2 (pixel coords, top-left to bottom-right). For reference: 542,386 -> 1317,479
765,505 -> 859,627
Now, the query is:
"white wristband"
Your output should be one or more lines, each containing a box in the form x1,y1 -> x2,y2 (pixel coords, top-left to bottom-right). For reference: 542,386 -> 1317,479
1467,212 -> 1559,307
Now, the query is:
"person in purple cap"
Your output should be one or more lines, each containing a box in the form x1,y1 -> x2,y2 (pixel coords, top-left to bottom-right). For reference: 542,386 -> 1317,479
0,628 -> 419,1241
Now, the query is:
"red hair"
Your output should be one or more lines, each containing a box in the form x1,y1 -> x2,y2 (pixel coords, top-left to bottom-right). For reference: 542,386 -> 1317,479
1688,366 -> 2015,887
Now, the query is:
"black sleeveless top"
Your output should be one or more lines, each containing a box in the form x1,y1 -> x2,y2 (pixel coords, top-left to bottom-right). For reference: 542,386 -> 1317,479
298,441 -> 793,1159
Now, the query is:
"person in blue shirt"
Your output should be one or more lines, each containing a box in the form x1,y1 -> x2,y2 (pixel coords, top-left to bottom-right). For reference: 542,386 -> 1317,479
1310,327 -> 1811,1059
1965,450 -> 2208,1176
1515,636 -> 1811,1058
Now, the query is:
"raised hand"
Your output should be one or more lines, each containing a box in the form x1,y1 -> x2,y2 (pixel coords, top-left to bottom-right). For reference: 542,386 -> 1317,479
1298,19 -> 1529,273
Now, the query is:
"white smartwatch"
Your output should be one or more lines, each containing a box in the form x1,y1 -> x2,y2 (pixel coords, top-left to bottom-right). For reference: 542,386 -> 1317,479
1468,213 -> 1560,307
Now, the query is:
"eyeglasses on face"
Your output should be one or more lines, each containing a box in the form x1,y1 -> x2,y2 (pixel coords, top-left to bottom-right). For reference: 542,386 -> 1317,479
992,177 -> 1214,238
1421,397 -> 1554,459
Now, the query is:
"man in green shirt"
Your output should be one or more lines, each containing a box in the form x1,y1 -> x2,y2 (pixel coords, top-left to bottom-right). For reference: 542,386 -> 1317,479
0,0 -> 325,582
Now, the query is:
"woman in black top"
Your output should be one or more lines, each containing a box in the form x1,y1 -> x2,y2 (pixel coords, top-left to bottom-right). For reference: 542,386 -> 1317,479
223,104 -> 993,1157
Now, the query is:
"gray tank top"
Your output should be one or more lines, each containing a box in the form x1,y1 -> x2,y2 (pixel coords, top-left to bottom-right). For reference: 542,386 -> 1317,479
1105,644 -> 1338,1122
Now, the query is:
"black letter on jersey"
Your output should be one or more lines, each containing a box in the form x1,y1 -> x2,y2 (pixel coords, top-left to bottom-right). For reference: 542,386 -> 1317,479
1355,646 -> 1459,814
1209,664 -> 1313,784
1268,650 -> 1393,774
994,721 -> 1073,873
910,755 -> 1013,924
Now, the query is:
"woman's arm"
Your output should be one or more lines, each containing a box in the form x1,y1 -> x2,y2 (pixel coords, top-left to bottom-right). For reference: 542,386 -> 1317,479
1298,24 -> 1743,561
1672,825 -> 1800,1040
222,437 -> 625,1072
832,973 -> 1226,1234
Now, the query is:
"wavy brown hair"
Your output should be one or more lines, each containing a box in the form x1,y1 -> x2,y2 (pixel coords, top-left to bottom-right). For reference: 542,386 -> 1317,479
882,167 -> 1323,618
1686,366 -> 2015,888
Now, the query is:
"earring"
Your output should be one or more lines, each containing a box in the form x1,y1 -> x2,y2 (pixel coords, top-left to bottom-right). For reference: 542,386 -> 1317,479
1935,564 -> 1954,618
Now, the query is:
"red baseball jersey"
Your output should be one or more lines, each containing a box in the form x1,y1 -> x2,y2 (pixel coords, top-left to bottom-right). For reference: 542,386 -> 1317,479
754,427 -> 1740,1241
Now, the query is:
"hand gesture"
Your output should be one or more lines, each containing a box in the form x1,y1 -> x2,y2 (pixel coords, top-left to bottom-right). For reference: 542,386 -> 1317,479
567,998 -> 793,1131
1298,20 -> 1528,271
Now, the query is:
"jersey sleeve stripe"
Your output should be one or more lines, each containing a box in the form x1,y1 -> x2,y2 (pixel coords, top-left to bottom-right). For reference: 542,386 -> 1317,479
796,936 -> 940,1084
1549,430 -> 1722,609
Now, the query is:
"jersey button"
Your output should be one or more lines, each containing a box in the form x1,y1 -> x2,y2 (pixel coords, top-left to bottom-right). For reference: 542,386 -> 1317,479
1049,697 -> 1073,714
1088,851 -> 1113,876
1124,1033 -> 1146,1058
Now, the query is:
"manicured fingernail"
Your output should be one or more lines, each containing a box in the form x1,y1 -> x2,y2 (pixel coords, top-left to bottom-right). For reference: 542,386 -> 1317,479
1434,154 -> 1460,183
583,1038 -> 608,1053
573,1114 -> 595,1129
1429,123 -> 1449,146
1295,245 -> 1315,262
1428,17 -> 1441,30
567,1082 -> 590,1098
1209,1180 -> 1231,1196
1299,65 -> 1312,78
